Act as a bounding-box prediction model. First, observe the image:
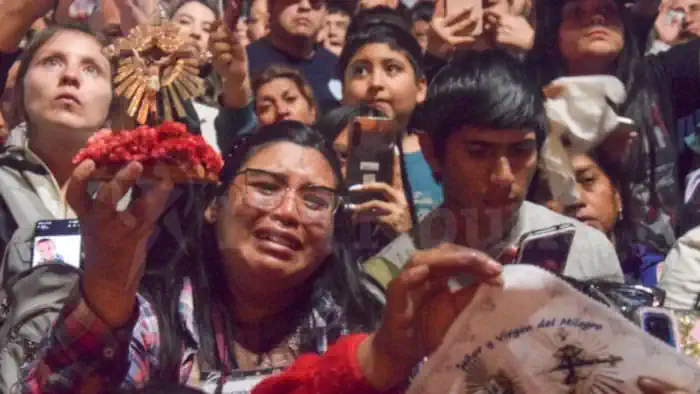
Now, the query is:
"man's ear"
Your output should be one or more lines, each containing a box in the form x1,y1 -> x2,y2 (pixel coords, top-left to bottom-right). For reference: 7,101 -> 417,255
418,132 -> 442,180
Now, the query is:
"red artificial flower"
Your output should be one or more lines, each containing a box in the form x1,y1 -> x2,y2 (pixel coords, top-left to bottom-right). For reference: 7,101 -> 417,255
73,122 -> 223,178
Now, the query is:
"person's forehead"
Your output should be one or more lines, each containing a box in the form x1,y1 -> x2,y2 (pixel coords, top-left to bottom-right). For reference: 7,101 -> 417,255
173,1 -> 216,19
352,42 -> 413,61
452,126 -> 537,142
242,142 -> 337,184
35,31 -> 107,63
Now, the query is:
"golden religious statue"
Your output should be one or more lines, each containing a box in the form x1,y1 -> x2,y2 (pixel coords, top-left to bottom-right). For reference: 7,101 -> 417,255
103,23 -> 208,125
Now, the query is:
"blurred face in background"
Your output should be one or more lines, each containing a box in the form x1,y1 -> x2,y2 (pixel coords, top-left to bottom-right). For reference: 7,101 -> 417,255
558,0 -> 624,72
670,0 -> 700,39
270,0 -> 327,42
172,1 -> 216,53
255,77 -> 317,126
323,11 -> 351,55
412,19 -> 430,51
249,0 -> 269,41
564,153 -> 621,239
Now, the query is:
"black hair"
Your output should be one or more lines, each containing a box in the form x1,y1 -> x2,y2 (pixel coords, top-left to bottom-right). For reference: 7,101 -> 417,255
418,49 -> 547,157
141,121 -> 382,380
410,1 -> 435,24
314,104 -> 386,143
338,6 -> 424,80
526,0 -> 669,211
327,1 -> 354,16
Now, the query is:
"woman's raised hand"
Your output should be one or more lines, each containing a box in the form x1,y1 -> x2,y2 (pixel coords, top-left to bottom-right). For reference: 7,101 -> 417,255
357,244 -> 503,390
209,0 -> 252,108
66,160 -> 174,327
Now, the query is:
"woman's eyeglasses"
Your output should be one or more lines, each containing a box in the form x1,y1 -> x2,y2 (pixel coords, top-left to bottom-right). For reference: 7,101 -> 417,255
232,168 -> 340,224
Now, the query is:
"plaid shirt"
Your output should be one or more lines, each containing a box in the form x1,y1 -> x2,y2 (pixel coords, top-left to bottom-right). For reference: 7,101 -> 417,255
19,278 -> 350,394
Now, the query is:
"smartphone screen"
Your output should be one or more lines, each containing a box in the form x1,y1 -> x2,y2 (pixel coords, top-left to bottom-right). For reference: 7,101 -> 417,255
640,310 -> 678,348
515,224 -> 576,274
346,116 -> 397,205
32,219 -> 82,269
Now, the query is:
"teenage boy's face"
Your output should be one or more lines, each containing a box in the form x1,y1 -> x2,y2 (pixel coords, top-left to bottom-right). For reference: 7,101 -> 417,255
342,43 -> 426,129
423,127 -> 538,224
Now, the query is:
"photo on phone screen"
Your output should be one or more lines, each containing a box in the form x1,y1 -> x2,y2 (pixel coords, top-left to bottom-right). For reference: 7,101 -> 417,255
346,116 -> 397,205
32,219 -> 82,269
515,224 -> 576,274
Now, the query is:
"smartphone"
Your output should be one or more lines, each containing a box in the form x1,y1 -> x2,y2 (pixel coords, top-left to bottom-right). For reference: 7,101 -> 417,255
514,223 -> 576,274
346,116 -> 397,205
445,0 -> 483,36
634,307 -> 681,349
32,219 -> 82,269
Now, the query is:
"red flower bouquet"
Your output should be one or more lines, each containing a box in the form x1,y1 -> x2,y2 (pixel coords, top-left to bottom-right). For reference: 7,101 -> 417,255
73,122 -> 223,183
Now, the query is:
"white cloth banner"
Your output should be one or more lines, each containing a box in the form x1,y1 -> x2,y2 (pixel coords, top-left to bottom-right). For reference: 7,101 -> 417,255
542,76 -> 627,205
408,265 -> 700,394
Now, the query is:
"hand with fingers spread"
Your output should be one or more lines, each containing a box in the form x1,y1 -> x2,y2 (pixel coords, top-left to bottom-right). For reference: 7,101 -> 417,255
209,0 -> 252,108
66,160 -> 174,328
347,182 -> 412,235
357,244 -> 504,390
483,9 -> 534,51
638,377 -> 692,394
427,0 -> 480,59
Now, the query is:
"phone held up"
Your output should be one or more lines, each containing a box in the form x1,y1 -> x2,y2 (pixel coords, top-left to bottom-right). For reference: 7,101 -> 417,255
32,219 -> 82,269
346,116 -> 397,205
445,0 -> 483,36
513,223 -> 576,274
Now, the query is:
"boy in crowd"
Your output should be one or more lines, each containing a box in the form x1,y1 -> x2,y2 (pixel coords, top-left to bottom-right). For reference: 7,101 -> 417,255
367,49 -> 624,285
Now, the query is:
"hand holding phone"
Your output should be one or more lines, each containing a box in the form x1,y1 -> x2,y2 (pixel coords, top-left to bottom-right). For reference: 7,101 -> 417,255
513,223 -> 576,274
32,219 -> 82,269
346,116 -> 398,205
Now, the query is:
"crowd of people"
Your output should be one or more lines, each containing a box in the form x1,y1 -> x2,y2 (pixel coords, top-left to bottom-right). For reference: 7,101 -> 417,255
1,0 -> 700,392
